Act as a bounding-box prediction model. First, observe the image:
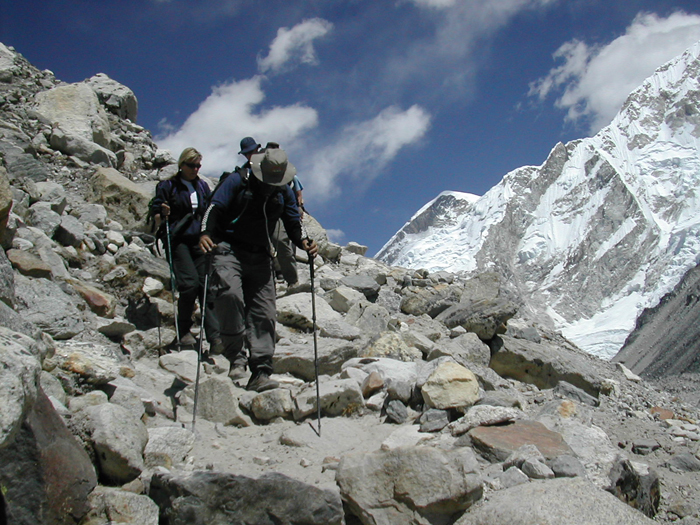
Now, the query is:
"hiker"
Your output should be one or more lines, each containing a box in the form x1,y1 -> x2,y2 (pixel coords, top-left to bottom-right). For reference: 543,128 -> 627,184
199,143 -> 318,392
150,147 -> 223,354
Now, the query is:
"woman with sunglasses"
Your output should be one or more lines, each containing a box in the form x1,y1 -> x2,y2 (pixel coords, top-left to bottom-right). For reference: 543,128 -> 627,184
151,147 -> 222,354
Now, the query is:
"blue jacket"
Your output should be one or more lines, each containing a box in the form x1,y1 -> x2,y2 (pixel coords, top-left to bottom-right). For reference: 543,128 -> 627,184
201,169 -> 303,252
150,175 -> 211,246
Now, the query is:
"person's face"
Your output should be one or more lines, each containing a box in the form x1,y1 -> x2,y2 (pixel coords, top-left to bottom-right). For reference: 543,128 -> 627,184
180,158 -> 201,181
250,173 -> 278,197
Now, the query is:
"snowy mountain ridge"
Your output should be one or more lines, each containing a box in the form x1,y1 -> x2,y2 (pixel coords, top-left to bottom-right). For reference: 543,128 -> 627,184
377,41 -> 700,359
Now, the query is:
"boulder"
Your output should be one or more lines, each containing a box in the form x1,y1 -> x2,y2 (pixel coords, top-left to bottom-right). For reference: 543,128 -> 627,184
456,477 -> 656,524
468,420 -> 573,462
421,361 -> 480,410
78,402 -> 149,484
0,390 -> 97,525
85,73 -> 138,121
149,470 -> 344,525
489,335 -> 607,398
144,426 -> 196,469
14,273 -> 85,339
0,327 -> 42,448
82,486 -> 158,525
337,446 -> 483,524
436,297 -> 517,340
33,82 -> 111,146
87,167 -> 153,230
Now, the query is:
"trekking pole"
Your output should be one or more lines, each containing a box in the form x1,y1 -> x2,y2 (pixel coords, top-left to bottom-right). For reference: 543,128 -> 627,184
191,252 -> 213,431
164,219 -> 181,348
309,254 -> 321,437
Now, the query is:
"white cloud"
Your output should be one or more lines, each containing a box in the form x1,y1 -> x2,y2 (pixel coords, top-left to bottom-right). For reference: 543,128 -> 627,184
381,0 -> 559,100
325,229 -> 346,244
529,11 -> 700,133
157,76 -> 318,176
258,18 -> 333,74
302,105 -> 431,201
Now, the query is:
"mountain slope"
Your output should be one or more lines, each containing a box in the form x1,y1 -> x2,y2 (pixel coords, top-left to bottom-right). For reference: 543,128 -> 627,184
378,41 -> 700,359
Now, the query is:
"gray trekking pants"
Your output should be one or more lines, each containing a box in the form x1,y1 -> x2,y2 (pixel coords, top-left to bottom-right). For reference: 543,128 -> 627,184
209,243 -> 276,374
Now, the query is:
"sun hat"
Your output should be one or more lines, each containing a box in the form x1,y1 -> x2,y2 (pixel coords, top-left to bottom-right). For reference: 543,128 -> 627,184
250,148 -> 297,186
239,136 -> 261,155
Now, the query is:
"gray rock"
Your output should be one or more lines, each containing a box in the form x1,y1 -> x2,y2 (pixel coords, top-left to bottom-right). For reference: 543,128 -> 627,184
85,73 -> 138,121
251,388 -> 294,420
14,273 -> 84,339
606,458 -> 660,518
0,390 -> 97,525
498,466 -> 529,488
0,327 -> 42,447
53,214 -> 85,247
83,486 -> 158,525
341,274 -> 381,302
0,246 -> 15,308
34,180 -> 67,214
521,458 -> 555,479
34,82 -> 111,146
80,402 -> 149,484
428,331 -> 491,368
274,338 -> 359,382
192,375 -> 250,426
293,377 -> 364,419
419,408 -> 450,433
664,451 -> 700,472
400,283 -> 462,317
361,331 -> 421,362
277,292 -> 360,340
27,201 -> 61,237
337,446 -> 482,524
150,470 -> 344,525
327,285 -> 365,313
456,477 -> 656,524
436,297 -> 517,340
548,454 -> 587,478
346,301 -> 390,333
144,426 -> 196,469
490,335 -> 606,398
385,399 -> 408,424
554,380 -> 600,407
87,167 -> 153,230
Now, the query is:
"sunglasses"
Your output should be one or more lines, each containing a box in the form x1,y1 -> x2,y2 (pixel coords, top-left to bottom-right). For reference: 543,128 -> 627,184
184,162 -> 202,169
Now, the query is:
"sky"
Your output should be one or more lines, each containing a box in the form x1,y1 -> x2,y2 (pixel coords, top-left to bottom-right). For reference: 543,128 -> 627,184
3,0 -> 700,256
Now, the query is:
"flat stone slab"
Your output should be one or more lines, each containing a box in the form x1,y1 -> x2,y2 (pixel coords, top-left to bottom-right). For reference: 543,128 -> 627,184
468,420 -> 572,462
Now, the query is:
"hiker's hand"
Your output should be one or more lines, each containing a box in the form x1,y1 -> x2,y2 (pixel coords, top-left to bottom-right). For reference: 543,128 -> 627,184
302,238 -> 318,257
199,234 -> 216,253
161,203 -> 170,217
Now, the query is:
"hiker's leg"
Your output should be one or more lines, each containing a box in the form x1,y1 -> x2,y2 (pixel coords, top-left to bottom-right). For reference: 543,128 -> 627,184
193,246 -> 221,343
172,242 -> 198,337
273,221 -> 298,285
242,253 -> 276,375
210,248 -> 247,367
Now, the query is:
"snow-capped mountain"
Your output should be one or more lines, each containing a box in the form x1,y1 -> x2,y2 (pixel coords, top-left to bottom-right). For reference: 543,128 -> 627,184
377,41 -> 700,360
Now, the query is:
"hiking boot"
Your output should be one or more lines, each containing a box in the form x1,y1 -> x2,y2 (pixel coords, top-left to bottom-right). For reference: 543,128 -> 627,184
210,338 -> 225,355
178,332 -> 197,346
246,371 -> 279,392
228,364 -> 247,381
201,350 -> 215,365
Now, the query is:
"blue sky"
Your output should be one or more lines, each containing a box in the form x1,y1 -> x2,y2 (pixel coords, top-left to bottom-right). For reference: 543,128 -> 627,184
3,1 -> 700,256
